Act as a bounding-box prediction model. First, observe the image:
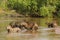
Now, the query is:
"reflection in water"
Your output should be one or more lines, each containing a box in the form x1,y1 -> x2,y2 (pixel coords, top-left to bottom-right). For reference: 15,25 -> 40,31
4,28 -> 60,40
0,28 -> 60,40
0,17 -> 60,40
55,27 -> 60,34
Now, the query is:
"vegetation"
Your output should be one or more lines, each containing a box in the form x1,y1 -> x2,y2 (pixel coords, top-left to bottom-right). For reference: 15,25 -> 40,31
0,0 -> 60,17
1,0 -> 60,32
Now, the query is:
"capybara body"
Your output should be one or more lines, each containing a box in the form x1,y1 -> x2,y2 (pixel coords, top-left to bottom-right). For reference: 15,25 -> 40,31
7,20 -> 38,33
7,25 -> 21,33
20,21 -> 38,32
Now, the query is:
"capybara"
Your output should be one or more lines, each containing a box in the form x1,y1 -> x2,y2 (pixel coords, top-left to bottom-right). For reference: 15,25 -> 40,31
19,21 -> 38,32
7,22 -> 21,33
47,20 -> 58,28
7,20 -> 38,33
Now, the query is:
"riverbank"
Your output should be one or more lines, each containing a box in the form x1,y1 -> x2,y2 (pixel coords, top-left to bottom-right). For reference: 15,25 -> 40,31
0,9 -> 46,18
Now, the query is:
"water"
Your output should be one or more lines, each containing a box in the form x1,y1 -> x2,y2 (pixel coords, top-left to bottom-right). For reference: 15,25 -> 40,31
0,17 -> 60,40
0,28 -> 60,40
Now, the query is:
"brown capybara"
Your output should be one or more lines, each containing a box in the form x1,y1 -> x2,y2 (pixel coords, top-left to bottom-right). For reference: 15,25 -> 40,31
7,25 -> 21,33
47,20 -> 58,28
7,22 -> 21,33
7,21 -> 38,33
20,21 -> 38,32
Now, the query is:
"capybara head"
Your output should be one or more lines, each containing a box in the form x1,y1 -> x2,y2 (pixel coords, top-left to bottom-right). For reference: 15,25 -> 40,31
48,23 -> 54,28
47,21 -> 58,28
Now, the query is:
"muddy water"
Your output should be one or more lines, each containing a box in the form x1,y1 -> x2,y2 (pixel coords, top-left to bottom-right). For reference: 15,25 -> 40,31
0,17 -> 60,40
0,28 -> 60,40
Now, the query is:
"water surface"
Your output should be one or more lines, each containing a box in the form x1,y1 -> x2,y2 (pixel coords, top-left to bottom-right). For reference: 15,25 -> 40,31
0,17 -> 60,40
